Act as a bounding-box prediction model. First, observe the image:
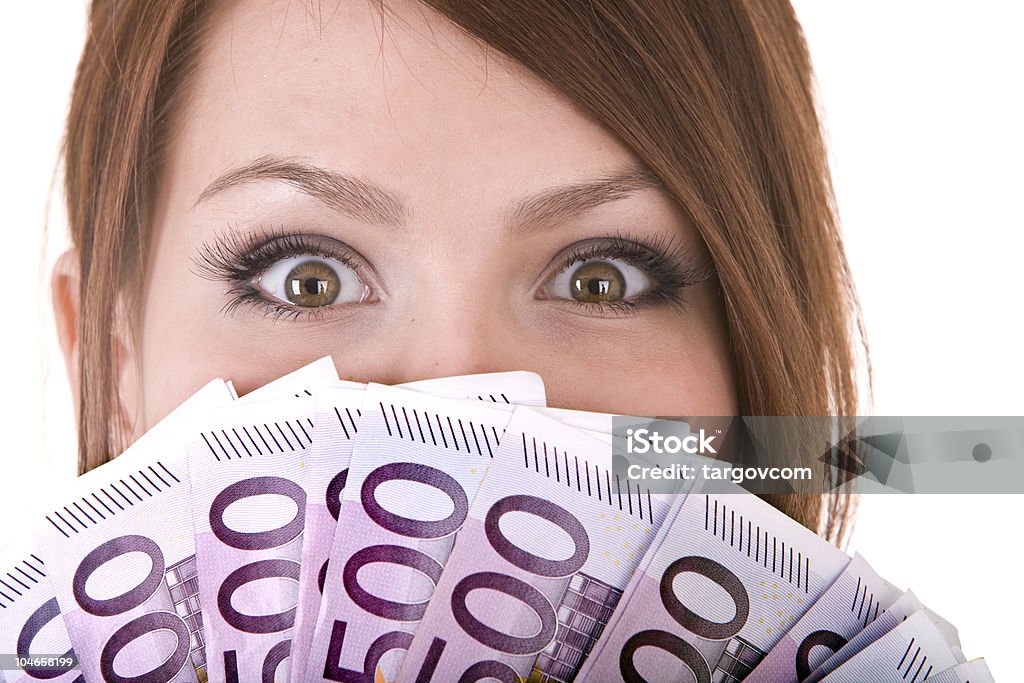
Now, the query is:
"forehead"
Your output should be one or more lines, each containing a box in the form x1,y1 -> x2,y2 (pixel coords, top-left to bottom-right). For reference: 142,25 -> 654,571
169,0 -> 639,210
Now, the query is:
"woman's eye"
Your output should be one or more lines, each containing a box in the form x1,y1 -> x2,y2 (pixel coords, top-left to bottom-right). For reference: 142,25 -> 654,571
257,255 -> 369,308
543,258 -> 654,303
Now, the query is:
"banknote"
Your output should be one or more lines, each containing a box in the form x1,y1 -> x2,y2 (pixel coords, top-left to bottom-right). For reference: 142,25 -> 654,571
187,397 -> 315,683
27,360 -> 342,683
399,372 -> 545,409
0,537 -> 82,683
35,380 -> 235,683
745,552 -> 901,682
303,384 -> 519,682
819,609 -> 965,682
804,589 -> 958,683
290,372 -> 545,682
577,475 -> 850,682
288,388 -> 365,683
5,358 -> 1003,683
520,406 -> 615,437
238,356 -> 352,401
397,406 -> 677,683
926,658 -> 995,683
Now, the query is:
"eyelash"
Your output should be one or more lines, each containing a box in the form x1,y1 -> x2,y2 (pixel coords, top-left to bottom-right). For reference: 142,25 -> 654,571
192,225 -> 366,321
193,227 -> 715,321
548,233 -> 716,316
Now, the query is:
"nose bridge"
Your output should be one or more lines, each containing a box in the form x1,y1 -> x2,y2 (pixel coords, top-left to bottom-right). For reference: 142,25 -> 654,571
367,206 -> 525,383
388,280 -> 508,383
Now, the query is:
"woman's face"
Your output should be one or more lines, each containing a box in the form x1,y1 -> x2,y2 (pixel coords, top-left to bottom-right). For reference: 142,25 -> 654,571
122,0 -> 737,432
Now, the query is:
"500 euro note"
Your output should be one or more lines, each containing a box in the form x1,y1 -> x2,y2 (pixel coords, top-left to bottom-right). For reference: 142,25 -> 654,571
577,475 -> 850,682
23,361 -> 337,683
744,552 -> 901,682
0,536 -> 82,683
288,388 -> 364,682
290,372 -> 545,681
187,396 -> 315,683
303,384 -> 521,682
397,406 -> 678,683
238,356 -> 352,401
819,609 -> 965,682
805,589 -> 958,682
33,379 -> 234,683
926,658 -> 995,683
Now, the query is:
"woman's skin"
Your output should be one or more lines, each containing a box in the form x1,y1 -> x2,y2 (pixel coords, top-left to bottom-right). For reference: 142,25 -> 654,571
54,0 -> 738,440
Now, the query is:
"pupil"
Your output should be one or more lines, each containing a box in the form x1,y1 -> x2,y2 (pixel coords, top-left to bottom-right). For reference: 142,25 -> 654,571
569,261 -> 625,303
587,278 -> 610,296
304,277 -> 322,295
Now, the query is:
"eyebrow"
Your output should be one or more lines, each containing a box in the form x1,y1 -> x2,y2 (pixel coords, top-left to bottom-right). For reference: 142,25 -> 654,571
195,155 -> 408,225
195,155 -> 663,230
507,168 -> 664,233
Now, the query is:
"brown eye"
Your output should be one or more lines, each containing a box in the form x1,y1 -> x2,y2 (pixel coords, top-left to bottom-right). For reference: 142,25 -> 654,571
570,261 -> 626,302
283,260 -> 340,306
543,257 -> 653,306
259,255 -> 369,307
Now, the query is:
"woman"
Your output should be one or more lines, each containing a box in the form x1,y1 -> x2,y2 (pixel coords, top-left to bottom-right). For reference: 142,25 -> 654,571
53,0 -> 863,543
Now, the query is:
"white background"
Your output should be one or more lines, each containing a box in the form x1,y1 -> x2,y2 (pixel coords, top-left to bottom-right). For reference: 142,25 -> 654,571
1,2 -> 1021,679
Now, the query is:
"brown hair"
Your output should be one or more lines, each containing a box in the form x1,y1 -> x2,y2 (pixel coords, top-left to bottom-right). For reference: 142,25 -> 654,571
63,0 -> 866,543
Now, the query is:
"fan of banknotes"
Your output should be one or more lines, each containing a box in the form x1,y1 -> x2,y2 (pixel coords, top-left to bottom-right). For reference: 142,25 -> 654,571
0,357 -> 995,682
